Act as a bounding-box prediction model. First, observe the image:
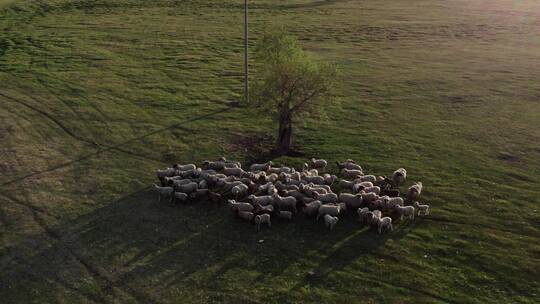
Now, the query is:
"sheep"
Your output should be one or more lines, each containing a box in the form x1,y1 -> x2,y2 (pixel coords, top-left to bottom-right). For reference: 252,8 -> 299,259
302,168 -> 319,177
413,201 -> 430,216
228,200 -> 254,213
231,183 -> 249,199
268,166 -> 293,174
380,188 -> 400,197
283,189 -> 306,202
156,168 -> 175,178
248,194 -> 274,206
309,183 -> 332,192
254,214 -> 271,231
338,179 -> 355,190
357,175 -> 377,183
172,164 -> 197,171
272,193 -> 298,213
218,180 -> 243,191
364,186 -> 381,195
313,192 -> 338,204
396,205 -> 415,221
265,173 -> 279,183
277,211 -> 293,220
308,158 -> 328,170
238,211 -> 255,222
254,204 -> 274,215
173,192 -> 189,203
339,193 -> 363,210
221,158 -> 242,168
171,178 -> 193,188
372,210 -> 382,221
381,196 -> 404,209
300,183 -> 328,196
342,168 -> 364,179
274,181 -> 299,192
324,214 -> 339,230
154,184 -> 174,202
352,181 -> 374,193
190,189 -> 209,201
302,200 -> 322,217
336,160 -> 362,171
407,182 -> 423,201
373,216 -> 393,234
391,168 -> 407,187
208,191 -> 223,205
360,192 -> 379,203
198,179 -> 208,189
223,162 -> 241,169
223,167 -> 245,177
323,174 -> 338,185
357,207 -> 374,224
316,204 -> 341,220
202,160 -> 226,171
176,182 -> 198,194
302,175 -> 325,185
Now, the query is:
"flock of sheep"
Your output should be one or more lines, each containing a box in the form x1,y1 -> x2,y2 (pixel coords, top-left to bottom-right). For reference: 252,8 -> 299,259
154,158 -> 430,233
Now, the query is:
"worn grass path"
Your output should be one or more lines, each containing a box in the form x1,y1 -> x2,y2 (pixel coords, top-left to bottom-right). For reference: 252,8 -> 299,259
1,0 -> 539,303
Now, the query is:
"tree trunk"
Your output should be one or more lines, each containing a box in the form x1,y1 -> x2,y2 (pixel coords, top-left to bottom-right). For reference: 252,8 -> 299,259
277,111 -> 292,154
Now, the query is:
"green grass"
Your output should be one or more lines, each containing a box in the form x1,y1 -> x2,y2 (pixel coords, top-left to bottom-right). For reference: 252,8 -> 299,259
1,0 -> 539,303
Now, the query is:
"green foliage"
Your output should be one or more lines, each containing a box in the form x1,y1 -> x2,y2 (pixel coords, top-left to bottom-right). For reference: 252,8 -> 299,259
250,28 -> 337,119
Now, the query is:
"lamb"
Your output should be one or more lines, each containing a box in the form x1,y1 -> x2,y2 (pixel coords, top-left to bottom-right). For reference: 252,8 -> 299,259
223,167 -> 245,177
396,205 -> 415,221
407,182 -> 423,201
413,201 -> 430,216
308,158 -> 328,170
254,214 -> 271,231
176,182 -> 198,194
302,200 -> 322,217
231,183 -> 249,199
154,184 -> 174,202
277,211 -> 293,220
250,161 -> 273,172
248,194 -> 274,206
336,160 -> 362,171
272,193 -> 298,213
339,193 -> 363,210
391,168 -> 407,187
324,214 -> 339,230
342,168 -> 364,179
228,200 -> 254,213
313,192 -> 338,204
173,192 -> 189,203
238,211 -> 255,222
316,204 -> 341,220
373,216 -> 393,234
172,164 -> 197,171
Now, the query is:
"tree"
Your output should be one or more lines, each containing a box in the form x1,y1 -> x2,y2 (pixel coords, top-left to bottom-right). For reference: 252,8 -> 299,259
249,29 -> 336,154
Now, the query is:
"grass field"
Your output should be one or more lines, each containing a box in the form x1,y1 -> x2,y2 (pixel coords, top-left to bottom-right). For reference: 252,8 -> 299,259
1,0 -> 539,303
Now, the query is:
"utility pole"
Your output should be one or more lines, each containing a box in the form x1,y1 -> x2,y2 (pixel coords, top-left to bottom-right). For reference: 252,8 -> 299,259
244,0 -> 249,104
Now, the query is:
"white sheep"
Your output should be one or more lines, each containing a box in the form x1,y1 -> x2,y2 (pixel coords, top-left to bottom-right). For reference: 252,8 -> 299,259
316,204 -> 341,220
231,183 -> 249,199
413,201 -> 430,216
357,175 -> 377,183
254,203 -> 274,215
228,200 -> 254,213
338,179 -> 355,190
339,193 -> 363,210
190,189 -> 209,200
302,175 -> 325,185
308,158 -> 328,170
336,160 -> 362,171
313,192 -> 338,204
156,168 -> 175,179
323,174 -> 338,185
381,196 -> 404,209
223,167 -> 245,177
342,168 -> 364,179
272,193 -> 298,213
250,161 -> 273,172
391,168 -> 407,186
352,181 -> 374,193
154,184 -> 174,202
202,160 -> 226,170
324,214 -> 339,230
357,207 -> 374,224
364,186 -> 381,195
302,200 -> 322,217
172,164 -> 197,171
302,168 -> 319,177
254,214 -> 271,231
396,205 -> 415,221
268,166 -> 293,174
374,216 -> 393,234
176,182 -> 198,194
360,192 -> 379,203
248,194 -> 274,206
407,182 -> 423,201
173,192 -> 189,203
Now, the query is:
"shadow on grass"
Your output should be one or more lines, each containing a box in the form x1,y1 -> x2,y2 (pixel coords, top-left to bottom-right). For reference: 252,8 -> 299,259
0,187 -> 406,302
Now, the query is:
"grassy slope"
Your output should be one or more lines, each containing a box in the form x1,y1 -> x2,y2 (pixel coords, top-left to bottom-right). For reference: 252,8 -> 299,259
1,0 -> 539,303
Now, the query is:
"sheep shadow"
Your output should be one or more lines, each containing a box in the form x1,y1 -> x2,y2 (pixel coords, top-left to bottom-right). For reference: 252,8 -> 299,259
0,187 -> 411,302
